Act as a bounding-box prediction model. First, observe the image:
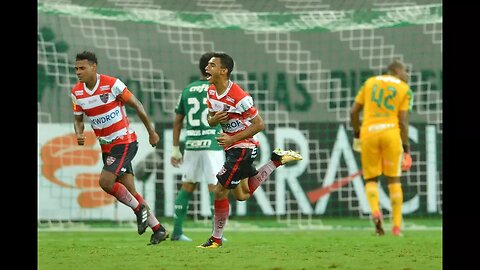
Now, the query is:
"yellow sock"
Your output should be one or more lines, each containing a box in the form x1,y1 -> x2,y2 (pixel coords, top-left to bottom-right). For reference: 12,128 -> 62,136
388,183 -> 403,228
365,182 -> 380,216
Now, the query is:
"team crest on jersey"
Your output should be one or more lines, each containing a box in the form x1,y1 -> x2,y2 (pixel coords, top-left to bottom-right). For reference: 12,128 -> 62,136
100,93 -> 109,103
106,156 -> 116,166
209,90 -> 216,95
212,103 -> 223,111
223,104 -> 230,111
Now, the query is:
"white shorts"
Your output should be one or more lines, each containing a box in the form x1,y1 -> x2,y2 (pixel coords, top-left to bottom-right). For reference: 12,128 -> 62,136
181,150 -> 225,184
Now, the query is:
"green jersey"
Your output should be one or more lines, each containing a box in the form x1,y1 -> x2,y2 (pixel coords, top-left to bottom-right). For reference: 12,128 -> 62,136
174,79 -> 222,151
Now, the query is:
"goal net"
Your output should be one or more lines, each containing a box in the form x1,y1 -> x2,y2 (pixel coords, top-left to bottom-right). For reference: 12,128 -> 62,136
38,0 -> 442,228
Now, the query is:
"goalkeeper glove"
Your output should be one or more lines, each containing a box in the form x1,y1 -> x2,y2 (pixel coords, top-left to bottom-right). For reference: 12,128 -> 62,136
352,131 -> 361,152
401,144 -> 412,171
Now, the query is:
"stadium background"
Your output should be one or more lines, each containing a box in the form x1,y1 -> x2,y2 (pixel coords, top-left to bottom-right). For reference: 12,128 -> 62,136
37,0 -> 442,228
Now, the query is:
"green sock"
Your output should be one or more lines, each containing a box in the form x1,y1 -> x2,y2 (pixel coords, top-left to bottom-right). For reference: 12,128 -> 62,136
173,189 -> 192,236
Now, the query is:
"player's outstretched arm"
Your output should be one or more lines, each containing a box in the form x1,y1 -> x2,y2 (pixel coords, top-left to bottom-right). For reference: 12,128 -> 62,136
124,92 -> 160,147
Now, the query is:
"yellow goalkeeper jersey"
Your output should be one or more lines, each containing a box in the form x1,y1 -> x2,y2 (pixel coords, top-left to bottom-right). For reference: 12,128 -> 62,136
355,74 -> 413,138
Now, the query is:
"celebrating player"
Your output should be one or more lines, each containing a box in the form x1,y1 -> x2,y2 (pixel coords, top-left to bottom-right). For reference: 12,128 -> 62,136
197,52 -> 303,248
71,51 -> 169,245
170,52 -> 225,241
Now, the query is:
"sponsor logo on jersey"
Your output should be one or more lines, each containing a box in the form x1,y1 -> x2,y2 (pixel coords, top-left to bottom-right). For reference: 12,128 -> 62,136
189,84 -> 209,93
100,85 -> 110,91
202,129 -> 217,135
120,167 -> 127,172
240,103 -> 248,112
91,109 -> 120,125
75,90 -> 84,96
239,96 -> 253,112
186,130 -> 201,136
106,156 -> 116,166
100,93 -> 109,103
222,119 -> 243,132
226,96 -> 235,103
218,166 -> 227,176
186,139 -> 212,148
185,129 -> 217,136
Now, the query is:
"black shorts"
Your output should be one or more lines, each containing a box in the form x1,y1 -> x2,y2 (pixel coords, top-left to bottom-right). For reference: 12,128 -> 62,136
102,141 -> 138,176
216,147 -> 258,189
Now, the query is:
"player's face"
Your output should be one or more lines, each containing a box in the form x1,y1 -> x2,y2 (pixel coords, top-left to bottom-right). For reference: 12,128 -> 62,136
205,57 -> 226,84
75,60 -> 96,83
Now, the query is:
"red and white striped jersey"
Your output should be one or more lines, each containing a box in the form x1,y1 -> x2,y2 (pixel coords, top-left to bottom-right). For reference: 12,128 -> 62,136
206,80 -> 259,150
71,74 -> 137,152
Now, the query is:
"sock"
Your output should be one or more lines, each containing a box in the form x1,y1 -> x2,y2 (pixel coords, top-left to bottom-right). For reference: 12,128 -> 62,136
212,198 -> 229,242
110,182 -> 140,210
134,192 -> 160,231
248,160 -> 277,195
365,181 -> 380,217
173,189 -> 192,236
388,183 -> 403,228
209,191 -> 214,229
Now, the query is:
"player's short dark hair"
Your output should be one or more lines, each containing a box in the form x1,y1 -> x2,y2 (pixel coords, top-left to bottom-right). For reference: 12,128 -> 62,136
76,51 -> 98,65
387,59 -> 405,74
199,52 -> 215,77
212,52 -> 234,77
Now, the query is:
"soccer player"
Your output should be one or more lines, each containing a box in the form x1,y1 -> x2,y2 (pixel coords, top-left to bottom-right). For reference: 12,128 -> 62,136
197,52 -> 303,248
170,52 -> 225,241
71,51 -> 169,245
350,59 -> 413,236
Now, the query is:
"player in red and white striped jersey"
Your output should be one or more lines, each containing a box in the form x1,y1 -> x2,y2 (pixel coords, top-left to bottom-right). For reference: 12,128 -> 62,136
71,51 -> 168,245
197,52 -> 302,248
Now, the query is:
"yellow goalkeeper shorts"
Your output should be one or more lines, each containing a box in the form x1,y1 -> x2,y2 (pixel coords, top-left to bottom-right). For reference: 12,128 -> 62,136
360,128 -> 403,179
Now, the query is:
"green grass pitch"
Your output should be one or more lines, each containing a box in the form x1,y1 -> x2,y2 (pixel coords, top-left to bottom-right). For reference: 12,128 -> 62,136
38,218 -> 442,270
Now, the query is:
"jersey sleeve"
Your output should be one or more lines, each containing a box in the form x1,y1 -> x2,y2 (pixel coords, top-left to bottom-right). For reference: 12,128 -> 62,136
400,88 -> 413,111
71,93 -> 83,115
237,95 -> 258,120
111,78 -> 127,98
117,88 -> 133,103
